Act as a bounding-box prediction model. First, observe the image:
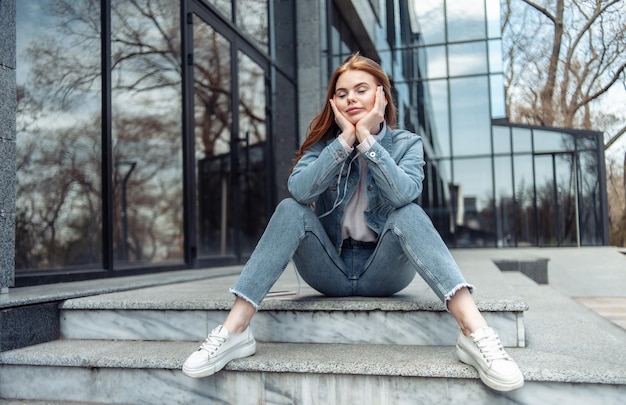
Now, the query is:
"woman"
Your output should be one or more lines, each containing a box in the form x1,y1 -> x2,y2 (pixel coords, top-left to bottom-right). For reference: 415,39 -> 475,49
182,53 -> 524,392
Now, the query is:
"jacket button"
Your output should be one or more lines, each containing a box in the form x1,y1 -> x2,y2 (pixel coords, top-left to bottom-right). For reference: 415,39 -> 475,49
367,185 -> 374,191
369,151 -> 376,158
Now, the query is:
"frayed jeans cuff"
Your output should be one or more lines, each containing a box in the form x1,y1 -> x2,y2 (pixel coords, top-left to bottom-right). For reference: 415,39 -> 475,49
229,288 -> 260,311
444,283 -> 474,312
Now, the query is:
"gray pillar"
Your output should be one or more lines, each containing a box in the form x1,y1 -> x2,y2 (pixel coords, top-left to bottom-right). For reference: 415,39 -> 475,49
295,0 -> 325,145
0,0 -> 16,292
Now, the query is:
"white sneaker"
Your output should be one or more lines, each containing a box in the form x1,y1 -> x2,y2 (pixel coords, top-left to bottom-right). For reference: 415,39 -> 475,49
456,327 -> 524,392
182,325 -> 256,378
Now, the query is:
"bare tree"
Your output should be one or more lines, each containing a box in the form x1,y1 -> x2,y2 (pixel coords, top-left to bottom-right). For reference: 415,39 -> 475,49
502,0 -> 626,246
503,0 -> 626,134
606,153 -> 626,245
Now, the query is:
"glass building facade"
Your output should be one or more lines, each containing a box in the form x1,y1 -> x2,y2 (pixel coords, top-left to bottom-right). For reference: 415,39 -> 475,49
13,0 -> 608,286
406,0 -> 608,248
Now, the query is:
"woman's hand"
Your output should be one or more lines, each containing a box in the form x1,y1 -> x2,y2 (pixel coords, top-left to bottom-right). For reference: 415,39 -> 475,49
329,98 -> 357,146
355,86 -> 387,142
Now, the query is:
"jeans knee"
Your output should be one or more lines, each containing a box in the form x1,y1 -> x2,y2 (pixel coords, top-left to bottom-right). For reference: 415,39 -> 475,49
388,203 -> 430,226
276,197 -> 297,210
275,198 -> 309,215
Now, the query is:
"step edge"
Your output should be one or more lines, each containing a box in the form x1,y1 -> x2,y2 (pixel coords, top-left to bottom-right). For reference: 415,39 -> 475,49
1,340 -> 624,386
58,297 -> 529,312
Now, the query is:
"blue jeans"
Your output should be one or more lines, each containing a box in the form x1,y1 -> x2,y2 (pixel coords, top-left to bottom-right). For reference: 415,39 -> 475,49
230,198 -> 472,310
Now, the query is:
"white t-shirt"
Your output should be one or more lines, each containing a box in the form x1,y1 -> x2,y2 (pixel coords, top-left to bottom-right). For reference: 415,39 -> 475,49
338,133 -> 384,242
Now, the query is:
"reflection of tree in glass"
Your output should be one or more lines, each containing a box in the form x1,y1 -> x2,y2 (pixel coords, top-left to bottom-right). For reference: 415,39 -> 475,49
536,171 -> 577,245
17,0 -> 186,268
26,1 -> 102,109
16,0 -> 104,269
16,0 -> 269,268
109,0 -> 184,262
556,135 -> 604,245
511,178 -> 534,246
508,149 -> 597,247
16,111 -> 103,269
237,0 -> 269,51
193,19 -> 231,158
238,53 -> 266,146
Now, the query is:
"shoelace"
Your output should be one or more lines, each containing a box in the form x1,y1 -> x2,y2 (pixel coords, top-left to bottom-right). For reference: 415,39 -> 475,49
475,333 -> 510,363
198,331 -> 227,356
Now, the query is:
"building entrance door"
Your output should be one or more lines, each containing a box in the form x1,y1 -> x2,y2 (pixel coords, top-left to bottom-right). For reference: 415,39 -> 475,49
184,2 -> 271,266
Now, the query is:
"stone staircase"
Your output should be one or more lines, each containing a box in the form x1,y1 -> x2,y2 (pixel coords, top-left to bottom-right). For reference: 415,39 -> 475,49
1,256 -> 625,404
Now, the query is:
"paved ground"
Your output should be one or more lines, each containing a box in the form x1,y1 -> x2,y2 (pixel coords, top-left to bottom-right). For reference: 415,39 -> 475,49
452,246 -> 626,330
575,297 -> 626,330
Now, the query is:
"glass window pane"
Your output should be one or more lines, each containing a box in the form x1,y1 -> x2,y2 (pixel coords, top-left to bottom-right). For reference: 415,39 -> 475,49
576,133 -> 601,152
425,45 -> 447,79
486,0 -> 502,39
490,74 -> 505,118
533,130 -> 572,153
447,0 -> 486,42
512,127 -> 532,152
416,46 -> 429,81
16,1 -> 102,270
426,158 -> 453,245
439,158 -> 452,193
207,0 -> 232,20
493,125 -> 511,154
448,42 -> 488,76
494,156 -> 514,246
193,15 -> 233,258
452,158 -> 495,247
111,0 -> 183,265
450,76 -> 491,156
578,150 -> 602,245
237,0 -> 268,52
533,155 -> 556,245
555,154 -> 577,246
413,0 -> 445,44
429,79 -> 451,158
535,155 -> 553,188
488,39 -> 503,73
238,51 -> 268,256
329,24 -> 343,70
513,154 -> 536,246
533,154 -> 577,246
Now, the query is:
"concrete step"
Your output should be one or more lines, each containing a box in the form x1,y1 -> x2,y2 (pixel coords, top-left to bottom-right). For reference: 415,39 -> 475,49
1,339 -> 624,404
0,400 -> 111,405
2,252 -> 626,404
58,263 -> 527,347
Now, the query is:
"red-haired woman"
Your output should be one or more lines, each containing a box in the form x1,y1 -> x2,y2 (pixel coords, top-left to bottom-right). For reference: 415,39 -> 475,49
183,53 -> 523,392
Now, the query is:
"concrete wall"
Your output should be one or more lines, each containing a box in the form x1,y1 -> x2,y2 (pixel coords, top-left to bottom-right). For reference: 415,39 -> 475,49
0,0 -> 16,292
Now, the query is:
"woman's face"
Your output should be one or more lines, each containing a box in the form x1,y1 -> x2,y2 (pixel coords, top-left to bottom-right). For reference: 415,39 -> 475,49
333,69 -> 378,125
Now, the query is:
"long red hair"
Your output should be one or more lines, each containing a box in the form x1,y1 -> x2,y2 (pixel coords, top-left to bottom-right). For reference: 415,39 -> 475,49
291,53 -> 397,171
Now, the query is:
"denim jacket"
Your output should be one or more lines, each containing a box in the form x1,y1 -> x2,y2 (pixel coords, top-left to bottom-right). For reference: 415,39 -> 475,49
288,125 -> 425,253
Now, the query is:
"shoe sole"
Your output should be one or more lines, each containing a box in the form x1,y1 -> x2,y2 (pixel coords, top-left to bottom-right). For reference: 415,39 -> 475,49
182,339 -> 256,379
456,344 -> 524,392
